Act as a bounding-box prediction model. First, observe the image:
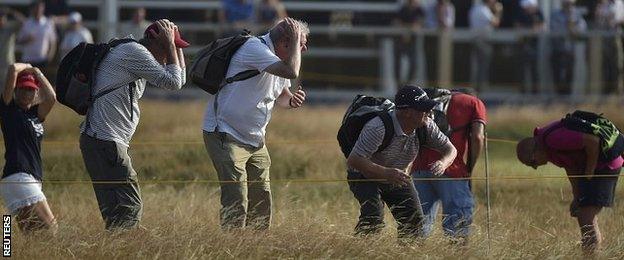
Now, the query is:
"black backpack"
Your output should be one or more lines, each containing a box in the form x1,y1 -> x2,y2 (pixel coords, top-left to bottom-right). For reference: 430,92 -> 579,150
189,30 -> 264,94
548,110 -> 624,162
56,38 -> 137,115
337,95 -> 428,158
423,87 -> 481,137
422,87 -> 453,136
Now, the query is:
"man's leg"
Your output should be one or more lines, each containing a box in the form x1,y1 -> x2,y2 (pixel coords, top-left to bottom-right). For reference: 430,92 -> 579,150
412,170 -> 439,237
347,172 -> 385,236
80,134 -> 143,230
551,52 -> 562,94
245,145 -> 272,230
204,132 -> 252,229
437,177 -> 474,240
574,169 -> 620,254
563,51 -> 575,95
576,206 -> 603,255
380,182 -> 424,239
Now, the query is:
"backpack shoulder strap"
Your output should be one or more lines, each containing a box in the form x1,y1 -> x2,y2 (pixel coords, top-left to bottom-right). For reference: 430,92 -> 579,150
224,70 -> 261,84
108,38 -> 138,48
376,111 -> 395,153
223,36 -> 268,86
416,126 -> 427,146
539,121 -> 564,149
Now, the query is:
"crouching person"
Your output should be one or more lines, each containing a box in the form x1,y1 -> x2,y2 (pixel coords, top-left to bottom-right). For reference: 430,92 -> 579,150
516,111 -> 624,255
0,63 -> 56,233
345,85 -> 457,240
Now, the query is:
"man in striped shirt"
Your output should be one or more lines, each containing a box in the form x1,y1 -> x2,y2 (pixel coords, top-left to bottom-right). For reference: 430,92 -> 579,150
347,85 -> 457,240
79,19 -> 189,230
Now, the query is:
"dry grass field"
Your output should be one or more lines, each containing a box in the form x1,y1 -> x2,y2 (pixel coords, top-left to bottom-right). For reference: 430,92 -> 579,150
3,99 -> 624,259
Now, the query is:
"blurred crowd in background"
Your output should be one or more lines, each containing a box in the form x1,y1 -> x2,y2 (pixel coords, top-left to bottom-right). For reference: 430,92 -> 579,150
1,0 -> 623,97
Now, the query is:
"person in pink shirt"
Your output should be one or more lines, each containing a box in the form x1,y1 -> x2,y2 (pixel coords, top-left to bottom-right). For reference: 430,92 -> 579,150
517,120 -> 623,255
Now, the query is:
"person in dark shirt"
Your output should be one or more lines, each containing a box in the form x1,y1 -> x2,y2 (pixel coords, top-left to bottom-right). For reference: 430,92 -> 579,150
394,0 -> 425,84
0,63 -> 56,233
515,0 -> 545,94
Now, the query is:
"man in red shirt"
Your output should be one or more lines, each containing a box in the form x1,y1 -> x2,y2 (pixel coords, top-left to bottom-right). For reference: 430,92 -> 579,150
411,89 -> 487,244
517,119 -> 623,255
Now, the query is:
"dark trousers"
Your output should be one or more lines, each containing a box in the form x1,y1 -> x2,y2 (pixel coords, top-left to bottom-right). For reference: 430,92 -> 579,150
520,42 -> 539,94
551,50 -> 574,95
80,134 -> 143,230
394,35 -> 416,84
347,171 -> 424,239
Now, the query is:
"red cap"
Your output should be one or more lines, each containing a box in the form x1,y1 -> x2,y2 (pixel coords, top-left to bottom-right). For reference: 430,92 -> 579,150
144,22 -> 190,48
16,73 -> 39,90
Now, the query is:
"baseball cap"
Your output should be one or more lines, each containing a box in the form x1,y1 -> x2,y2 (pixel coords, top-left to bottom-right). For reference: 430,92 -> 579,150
16,73 -> 39,90
394,85 -> 438,112
520,0 -> 538,9
144,22 -> 190,48
68,12 -> 82,24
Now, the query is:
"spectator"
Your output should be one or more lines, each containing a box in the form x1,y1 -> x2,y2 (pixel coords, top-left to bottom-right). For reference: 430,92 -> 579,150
550,0 -> 587,95
219,0 -> 255,36
451,0 -> 472,27
118,7 -> 150,39
59,12 -> 93,59
500,0 -> 521,28
411,89 -> 486,246
469,0 -> 502,91
515,0 -> 544,94
203,18 -> 308,230
16,1 -> 57,71
256,0 -> 287,31
595,0 -> 624,94
394,0 -> 425,84
44,0 -> 68,18
80,19 -> 188,230
425,0 -> 456,29
516,117 -> 623,255
0,8 -> 26,89
347,85 -> 456,240
0,63 -> 57,234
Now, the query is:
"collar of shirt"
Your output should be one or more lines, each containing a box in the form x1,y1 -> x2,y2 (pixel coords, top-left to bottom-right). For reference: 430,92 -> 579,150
390,110 -> 415,137
260,33 -> 275,54
31,17 -> 47,25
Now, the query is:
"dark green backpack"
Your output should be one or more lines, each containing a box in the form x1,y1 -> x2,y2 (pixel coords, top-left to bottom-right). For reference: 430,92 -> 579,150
559,110 -> 624,162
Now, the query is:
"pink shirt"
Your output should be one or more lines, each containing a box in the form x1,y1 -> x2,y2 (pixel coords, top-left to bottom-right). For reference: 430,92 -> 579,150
534,121 -> 624,172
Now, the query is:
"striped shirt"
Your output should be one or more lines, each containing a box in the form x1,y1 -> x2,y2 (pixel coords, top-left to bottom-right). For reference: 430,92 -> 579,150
81,40 -> 185,147
350,110 -> 449,171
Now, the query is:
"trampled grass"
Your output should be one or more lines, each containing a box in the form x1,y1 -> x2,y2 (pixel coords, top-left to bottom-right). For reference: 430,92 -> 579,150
3,100 -> 624,259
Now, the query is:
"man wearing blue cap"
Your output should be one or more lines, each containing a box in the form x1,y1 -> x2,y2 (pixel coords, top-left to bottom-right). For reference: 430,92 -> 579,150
346,85 -> 457,240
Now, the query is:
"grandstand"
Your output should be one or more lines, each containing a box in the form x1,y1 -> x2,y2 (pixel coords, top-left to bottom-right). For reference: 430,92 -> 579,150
2,0 -> 620,103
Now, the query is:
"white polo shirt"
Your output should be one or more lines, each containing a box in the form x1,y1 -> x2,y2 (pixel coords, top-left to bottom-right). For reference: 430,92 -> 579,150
17,17 -> 57,63
203,33 -> 291,147
469,4 -> 495,31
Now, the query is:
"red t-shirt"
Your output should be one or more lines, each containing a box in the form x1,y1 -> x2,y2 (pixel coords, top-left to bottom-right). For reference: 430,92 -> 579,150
411,93 -> 487,178
534,120 -> 624,172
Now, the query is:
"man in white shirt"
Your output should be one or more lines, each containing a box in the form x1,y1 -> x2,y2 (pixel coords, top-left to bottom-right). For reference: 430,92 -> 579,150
203,18 -> 308,230
468,0 -> 502,91
16,1 -> 57,70
60,12 -> 92,59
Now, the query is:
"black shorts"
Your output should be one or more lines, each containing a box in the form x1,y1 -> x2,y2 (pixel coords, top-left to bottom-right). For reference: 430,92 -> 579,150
577,168 -> 621,207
